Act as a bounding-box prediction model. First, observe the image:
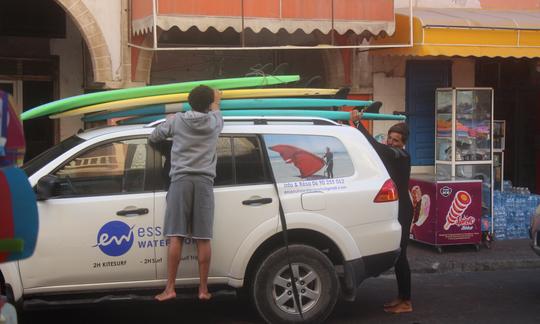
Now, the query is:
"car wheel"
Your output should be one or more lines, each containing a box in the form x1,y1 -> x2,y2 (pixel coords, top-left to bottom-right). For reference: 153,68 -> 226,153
252,245 -> 339,323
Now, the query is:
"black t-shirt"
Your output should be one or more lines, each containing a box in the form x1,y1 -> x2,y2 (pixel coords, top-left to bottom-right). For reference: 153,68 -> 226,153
355,122 -> 412,224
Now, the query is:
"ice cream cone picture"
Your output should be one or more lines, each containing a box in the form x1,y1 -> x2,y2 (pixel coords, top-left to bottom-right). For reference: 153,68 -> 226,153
410,185 -> 431,228
444,190 -> 471,230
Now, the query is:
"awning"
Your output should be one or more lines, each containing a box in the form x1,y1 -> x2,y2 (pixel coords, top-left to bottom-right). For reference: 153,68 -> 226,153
131,0 -> 395,36
371,8 -> 540,58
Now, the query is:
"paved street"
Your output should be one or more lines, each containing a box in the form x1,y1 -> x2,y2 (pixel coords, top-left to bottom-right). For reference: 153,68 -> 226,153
20,269 -> 540,324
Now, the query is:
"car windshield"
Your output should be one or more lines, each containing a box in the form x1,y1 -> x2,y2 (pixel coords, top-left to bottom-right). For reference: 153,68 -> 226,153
22,135 -> 84,177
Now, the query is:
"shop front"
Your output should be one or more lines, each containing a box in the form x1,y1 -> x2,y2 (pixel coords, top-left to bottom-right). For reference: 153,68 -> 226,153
370,6 -> 540,246
128,0 -> 397,92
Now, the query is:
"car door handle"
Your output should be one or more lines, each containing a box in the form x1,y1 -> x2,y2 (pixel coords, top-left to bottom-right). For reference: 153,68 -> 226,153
242,198 -> 273,206
116,208 -> 149,216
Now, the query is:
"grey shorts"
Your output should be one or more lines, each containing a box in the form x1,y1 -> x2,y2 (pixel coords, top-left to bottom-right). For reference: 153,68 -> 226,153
164,175 -> 214,239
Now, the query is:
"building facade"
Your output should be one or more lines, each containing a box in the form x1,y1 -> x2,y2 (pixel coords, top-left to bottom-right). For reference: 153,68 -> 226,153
2,0 -> 540,192
371,0 -> 540,192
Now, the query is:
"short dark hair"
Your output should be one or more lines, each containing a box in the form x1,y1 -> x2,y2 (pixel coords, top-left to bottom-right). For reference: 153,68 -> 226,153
388,122 -> 409,143
188,85 -> 214,113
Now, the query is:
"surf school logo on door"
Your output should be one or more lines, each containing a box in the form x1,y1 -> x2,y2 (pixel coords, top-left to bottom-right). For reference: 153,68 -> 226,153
93,221 -> 134,257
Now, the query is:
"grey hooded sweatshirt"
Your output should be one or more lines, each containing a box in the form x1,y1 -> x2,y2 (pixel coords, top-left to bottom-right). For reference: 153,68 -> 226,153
149,110 -> 224,182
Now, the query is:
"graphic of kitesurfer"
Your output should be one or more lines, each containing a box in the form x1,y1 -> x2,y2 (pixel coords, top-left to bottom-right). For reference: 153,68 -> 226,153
323,147 -> 334,178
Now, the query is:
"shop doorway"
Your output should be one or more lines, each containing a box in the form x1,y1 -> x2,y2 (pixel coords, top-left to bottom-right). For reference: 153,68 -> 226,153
476,59 -> 540,193
0,57 -> 58,162
0,0 -> 66,161
22,81 -> 56,161
0,79 -> 56,161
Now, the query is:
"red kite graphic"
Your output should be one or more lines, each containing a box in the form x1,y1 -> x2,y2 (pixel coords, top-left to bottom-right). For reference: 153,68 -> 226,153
270,144 -> 325,178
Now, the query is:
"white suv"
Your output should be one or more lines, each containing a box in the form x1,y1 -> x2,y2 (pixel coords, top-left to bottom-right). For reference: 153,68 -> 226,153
1,117 -> 401,323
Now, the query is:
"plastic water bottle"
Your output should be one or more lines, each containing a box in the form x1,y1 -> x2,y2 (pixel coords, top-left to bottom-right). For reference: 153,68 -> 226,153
493,204 -> 507,240
503,180 -> 513,191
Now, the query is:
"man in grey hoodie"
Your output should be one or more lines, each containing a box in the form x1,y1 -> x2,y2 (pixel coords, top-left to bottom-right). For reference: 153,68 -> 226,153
150,85 -> 223,302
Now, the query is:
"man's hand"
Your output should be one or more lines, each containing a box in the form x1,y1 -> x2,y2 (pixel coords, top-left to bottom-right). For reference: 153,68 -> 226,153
350,109 -> 364,122
210,89 -> 222,111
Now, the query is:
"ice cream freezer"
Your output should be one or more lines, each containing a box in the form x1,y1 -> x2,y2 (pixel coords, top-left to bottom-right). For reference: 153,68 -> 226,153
409,174 -> 483,253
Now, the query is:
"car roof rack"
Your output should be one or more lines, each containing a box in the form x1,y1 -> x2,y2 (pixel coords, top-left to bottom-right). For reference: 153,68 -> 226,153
144,116 -> 340,128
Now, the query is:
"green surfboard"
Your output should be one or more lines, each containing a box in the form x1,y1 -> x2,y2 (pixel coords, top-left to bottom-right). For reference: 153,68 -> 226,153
21,75 -> 300,120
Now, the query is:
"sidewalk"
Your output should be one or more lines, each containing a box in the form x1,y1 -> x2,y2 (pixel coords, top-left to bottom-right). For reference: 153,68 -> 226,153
406,239 -> 540,274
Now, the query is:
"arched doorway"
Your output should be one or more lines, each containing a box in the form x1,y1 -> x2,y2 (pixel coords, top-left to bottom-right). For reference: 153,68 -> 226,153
54,0 -> 113,84
0,0 -> 114,159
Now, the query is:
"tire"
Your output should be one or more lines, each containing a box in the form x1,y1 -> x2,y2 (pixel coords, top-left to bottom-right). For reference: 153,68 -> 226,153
252,245 -> 339,324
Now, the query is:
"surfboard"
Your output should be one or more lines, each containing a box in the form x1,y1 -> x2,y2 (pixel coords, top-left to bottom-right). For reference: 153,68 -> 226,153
21,75 -> 300,120
82,98 -> 373,122
50,88 -> 340,119
117,110 -> 406,125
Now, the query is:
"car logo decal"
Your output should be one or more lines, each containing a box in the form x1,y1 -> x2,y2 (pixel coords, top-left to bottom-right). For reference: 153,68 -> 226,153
93,221 -> 134,256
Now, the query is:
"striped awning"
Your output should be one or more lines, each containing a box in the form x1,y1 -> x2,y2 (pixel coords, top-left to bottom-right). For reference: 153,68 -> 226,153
371,8 -> 540,58
131,0 -> 395,36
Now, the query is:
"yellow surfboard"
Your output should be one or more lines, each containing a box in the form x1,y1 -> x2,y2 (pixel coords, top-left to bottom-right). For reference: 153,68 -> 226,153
50,88 -> 339,119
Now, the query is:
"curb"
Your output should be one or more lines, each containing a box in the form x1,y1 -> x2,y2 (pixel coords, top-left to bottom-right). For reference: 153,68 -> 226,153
383,259 -> 540,276
410,258 -> 540,274
398,239 -> 540,275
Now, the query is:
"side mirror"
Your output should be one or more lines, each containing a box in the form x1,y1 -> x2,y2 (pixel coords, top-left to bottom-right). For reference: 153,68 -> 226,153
35,174 -> 58,201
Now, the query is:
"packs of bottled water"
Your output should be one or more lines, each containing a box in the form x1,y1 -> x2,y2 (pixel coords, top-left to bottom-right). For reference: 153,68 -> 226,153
502,180 -> 513,191
492,186 -> 540,240
493,201 -> 507,240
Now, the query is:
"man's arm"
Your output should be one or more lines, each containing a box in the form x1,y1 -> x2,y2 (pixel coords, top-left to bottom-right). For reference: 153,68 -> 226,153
149,115 -> 174,143
350,110 -> 394,160
209,89 -> 224,131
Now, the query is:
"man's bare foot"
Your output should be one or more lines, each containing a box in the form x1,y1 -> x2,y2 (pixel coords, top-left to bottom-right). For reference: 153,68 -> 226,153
198,291 -> 212,301
383,300 -> 413,314
383,298 -> 403,308
155,290 -> 176,302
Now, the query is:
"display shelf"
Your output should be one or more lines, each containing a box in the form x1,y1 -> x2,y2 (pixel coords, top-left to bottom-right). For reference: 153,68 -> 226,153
435,88 -> 494,234
493,120 -> 505,191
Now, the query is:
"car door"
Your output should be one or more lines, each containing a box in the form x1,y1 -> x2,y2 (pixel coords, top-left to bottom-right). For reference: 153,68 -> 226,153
19,137 -> 158,290
153,135 -> 279,282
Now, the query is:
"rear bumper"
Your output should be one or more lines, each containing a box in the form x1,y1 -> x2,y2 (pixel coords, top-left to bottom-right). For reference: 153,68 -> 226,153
341,249 -> 400,301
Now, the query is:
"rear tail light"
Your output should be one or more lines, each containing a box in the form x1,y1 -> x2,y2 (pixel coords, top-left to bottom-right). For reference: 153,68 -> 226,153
373,179 -> 399,203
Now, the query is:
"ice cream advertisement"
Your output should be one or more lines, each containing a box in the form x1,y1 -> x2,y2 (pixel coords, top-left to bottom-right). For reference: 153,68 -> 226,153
409,178 -> 482,245
437,185 -> 481,244
444,190 -> 474,230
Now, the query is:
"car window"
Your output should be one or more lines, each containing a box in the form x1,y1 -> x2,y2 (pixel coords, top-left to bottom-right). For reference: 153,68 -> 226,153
155,135 -> 269,190
23,135 -> 84,177
51,138 -> 150,197
216,137 -> 234,186
234,136 -> 268,185
263,134 -> 354,184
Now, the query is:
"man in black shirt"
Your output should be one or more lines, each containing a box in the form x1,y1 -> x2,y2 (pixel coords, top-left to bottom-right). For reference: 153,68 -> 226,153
351,110 -> 413,314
